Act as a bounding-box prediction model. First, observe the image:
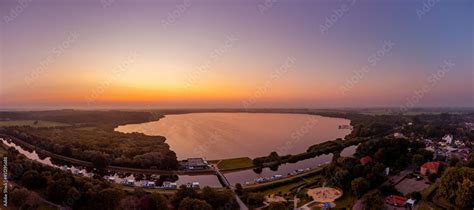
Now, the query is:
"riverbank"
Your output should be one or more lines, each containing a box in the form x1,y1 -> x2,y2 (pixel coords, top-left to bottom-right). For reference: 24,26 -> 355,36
0,134 -> 215,175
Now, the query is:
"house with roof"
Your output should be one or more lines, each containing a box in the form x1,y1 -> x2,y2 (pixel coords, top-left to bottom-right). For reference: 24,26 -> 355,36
360,156 -> 373,166
143,181 -> 156,188
420,161 -> 441,175
385,195 -> 407,207
442,134 -> 453,145
162,181 -> 178,189
182,158 -> 210,170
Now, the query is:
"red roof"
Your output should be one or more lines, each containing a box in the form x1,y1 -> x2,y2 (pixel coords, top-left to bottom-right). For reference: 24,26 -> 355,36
360,156 -> 373,165
385,195 -> 407,206
421,162 -> 440,172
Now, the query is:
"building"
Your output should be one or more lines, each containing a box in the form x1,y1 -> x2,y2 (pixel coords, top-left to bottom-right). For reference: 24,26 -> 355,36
384,167 -> 390,176
162,181 -> 178,189
406,199 -> 416,208
360,156 -> 373,166
394,132 -> 406,139
143,181 -> 156,188
183,158 -> 209,170
442,134 -> 453,145
186,182 -> 200,189
420,162 -> 441,175
192,182 -> 200,189
385,195 -> 407,207
125,179 -> 135,186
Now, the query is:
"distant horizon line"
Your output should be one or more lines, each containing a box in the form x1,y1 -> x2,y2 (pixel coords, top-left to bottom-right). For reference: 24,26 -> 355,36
1,106 -> 473,112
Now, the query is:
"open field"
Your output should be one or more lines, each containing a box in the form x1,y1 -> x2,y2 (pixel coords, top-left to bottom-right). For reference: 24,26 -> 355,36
333,193 -> 356,209
0,120 -> 69,128
212,157 -> 254,171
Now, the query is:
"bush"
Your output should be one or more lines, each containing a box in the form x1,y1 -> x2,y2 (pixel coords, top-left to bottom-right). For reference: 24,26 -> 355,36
10,187 -> 30,207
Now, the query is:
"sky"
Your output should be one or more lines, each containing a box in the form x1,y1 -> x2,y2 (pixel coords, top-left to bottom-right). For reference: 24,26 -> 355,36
0,0 -> 473,109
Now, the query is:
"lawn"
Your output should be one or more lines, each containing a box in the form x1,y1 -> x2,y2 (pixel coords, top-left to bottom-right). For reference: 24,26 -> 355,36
333,193 -> 356,209
213,157 -> 254,171
259,179 -> 307,196
0,120 -> 69,128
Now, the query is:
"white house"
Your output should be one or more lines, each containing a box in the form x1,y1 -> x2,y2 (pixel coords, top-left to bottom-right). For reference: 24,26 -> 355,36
162,181 -> 178,189
443,135 -> 453,145
144,181 -> 156,188
385,167 -> 390,176
394,132 -> 406,139
192,182 -> 200,189
125,179 -> 135,186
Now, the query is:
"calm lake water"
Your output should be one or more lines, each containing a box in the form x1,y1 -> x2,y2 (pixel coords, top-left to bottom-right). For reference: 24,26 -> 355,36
115,113 -> 351,160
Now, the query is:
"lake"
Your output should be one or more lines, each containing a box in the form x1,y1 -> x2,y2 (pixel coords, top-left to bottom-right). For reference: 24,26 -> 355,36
115,113 -> 351,160
2,112 -> 356,186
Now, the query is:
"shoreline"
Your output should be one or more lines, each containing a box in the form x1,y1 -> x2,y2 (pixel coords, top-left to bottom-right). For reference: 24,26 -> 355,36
115,112 -> 352,161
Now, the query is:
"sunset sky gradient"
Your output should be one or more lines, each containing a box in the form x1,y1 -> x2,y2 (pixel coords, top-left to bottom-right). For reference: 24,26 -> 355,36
0,0 -> 472,109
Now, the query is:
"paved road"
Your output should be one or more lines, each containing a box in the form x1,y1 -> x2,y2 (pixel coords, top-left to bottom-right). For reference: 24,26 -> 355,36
235,195 -> 249,210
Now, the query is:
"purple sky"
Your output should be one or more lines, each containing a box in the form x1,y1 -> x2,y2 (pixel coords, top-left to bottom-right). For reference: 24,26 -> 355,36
0,0 -> 472,109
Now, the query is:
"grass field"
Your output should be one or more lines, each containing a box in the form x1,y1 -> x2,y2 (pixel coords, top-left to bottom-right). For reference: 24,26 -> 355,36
212,157 -> 254,171
333,193 -> 356,209
0,120 -> 69,128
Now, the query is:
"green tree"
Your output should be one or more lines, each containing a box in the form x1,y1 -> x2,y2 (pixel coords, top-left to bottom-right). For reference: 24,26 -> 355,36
268,202 -> 288,210
21,170 -> 47,189
171,185 -> 199,208
409,191 -> 422,201
411,154 -> 425,167
362,191 -> 385,210
455,178 -> 474,208
10,187 -> 30,207
438,167 -> 474,204
178,198 -> 212,210
468,156 -> 474,168
351,177 -> 370,198
235,183 -> 243,196
92,153 -> 109,169
150,193 -> 171,210
449,157 -> 460,167
201,187 -> 236,209
245,192 -> 265,206
47,174 -> 74,203
92,188 -> 125,210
